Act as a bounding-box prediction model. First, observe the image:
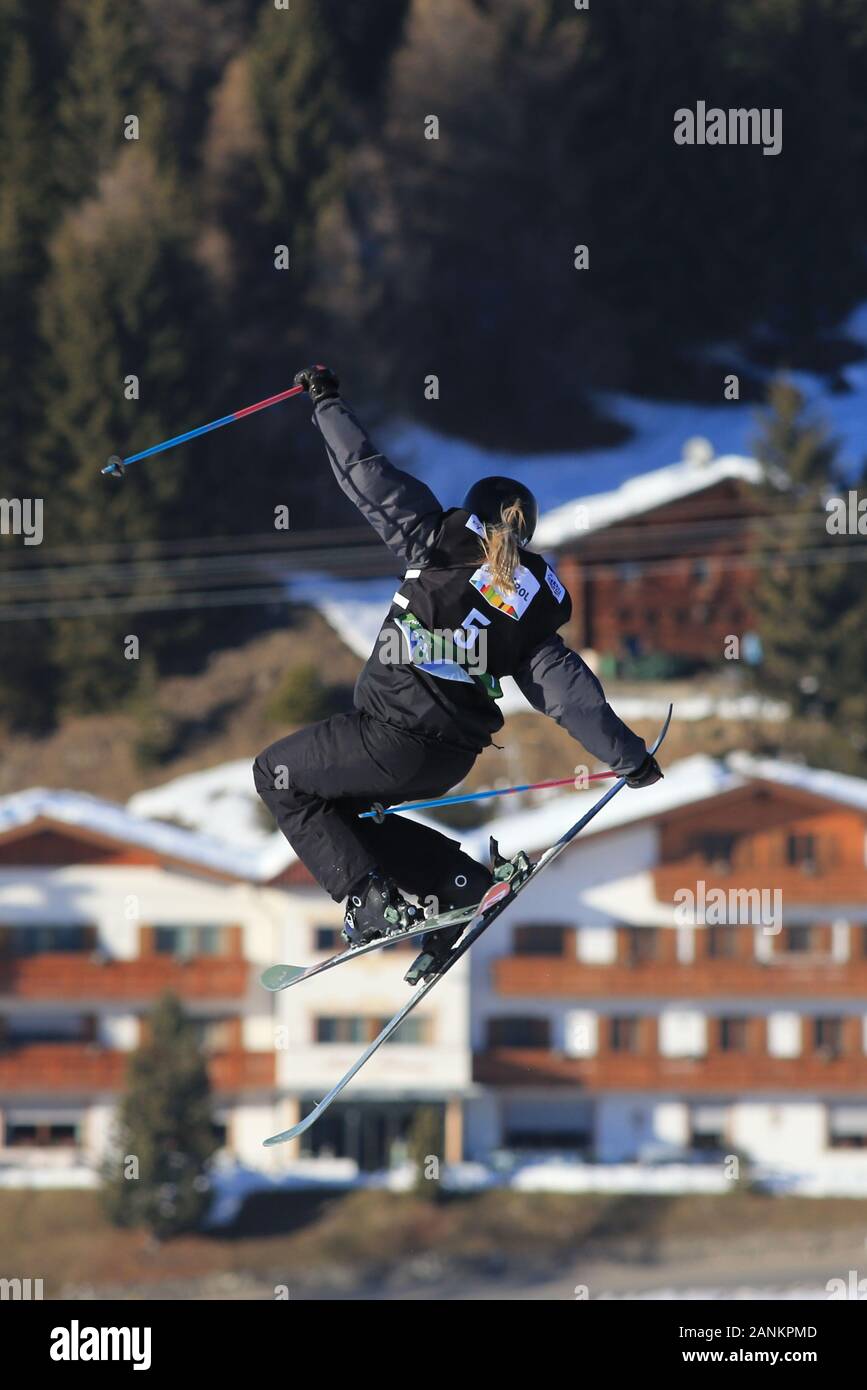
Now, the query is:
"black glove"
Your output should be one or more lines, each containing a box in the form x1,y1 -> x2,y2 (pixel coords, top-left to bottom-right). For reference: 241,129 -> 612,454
294,364 -> 340,405
626,753 -> 663,789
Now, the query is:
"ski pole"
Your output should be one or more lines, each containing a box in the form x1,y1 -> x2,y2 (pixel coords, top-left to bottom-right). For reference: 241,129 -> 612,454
359,770 -> 619,822
101,373 -> 322,478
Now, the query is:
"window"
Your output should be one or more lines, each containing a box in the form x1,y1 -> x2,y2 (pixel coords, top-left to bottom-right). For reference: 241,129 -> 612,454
5,1013 -> 93,1043
211,1121 -> 228,1148
314,927 -> 342,952
610,1016 -> 640,1053
814,1018 -> 843,1057
707,925 -> 737,959
0,925 -> 95,957
504,1127 -> 591,1152
692,1128 -> 725,1152
5,1122 -> 79,1148
154,926 -> 222,957
623,634 -> 643,659
315,1017 -> 368,1044
829,1132 -> 867,1151
828,1106 -> 867,1150
719,1017 -> 748,1052
785,926 -> 812,954
691,833 -> 739,868
487,1017 -> 551,1049
513,925 -> 565,956
690,1104 -> 727,1151
314,1016 -> 428,1045
381,1017 -> 430,1046
786,834 -> 817,872
626,927 -> 657,965
189,1017 -> 234,1052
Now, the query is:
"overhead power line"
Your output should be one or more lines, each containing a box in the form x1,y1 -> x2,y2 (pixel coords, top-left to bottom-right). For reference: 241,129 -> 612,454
0,541 -> 863,622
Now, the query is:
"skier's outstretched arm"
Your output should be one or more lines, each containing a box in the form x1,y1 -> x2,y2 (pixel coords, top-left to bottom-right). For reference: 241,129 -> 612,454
296,366 -> 443,566
514,634 -> 661,783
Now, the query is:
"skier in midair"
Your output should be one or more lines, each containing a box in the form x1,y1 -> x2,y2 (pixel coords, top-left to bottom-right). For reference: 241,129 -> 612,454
254,366 -> 662,982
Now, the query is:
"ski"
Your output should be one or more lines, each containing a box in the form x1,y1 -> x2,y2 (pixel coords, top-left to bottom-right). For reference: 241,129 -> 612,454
259,903 -> 478,993
262,705 -> 672,1147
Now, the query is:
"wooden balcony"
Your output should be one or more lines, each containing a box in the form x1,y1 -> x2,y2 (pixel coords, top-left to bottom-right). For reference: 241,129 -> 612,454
493,955 -> 867,998
653,859 -> 867,906
474,1047 -> 867,1091
208,1050 -> 276,1090
0,1043 -> 275,1092
0,954 -> 249,1000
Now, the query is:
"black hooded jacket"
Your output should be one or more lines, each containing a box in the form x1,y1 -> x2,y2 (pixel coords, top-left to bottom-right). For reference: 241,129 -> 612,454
314,396 -> 647,772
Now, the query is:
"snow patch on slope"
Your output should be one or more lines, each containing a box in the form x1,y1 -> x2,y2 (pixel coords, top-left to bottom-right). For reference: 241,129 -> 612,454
128,759 -> 266,847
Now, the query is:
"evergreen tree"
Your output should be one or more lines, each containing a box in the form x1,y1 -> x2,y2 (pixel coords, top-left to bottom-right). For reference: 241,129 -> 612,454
0,27 -> 61,729
36,147 -> 211,714
102,993 -> 219,1239
0,32 -> 50,465
247,0 -> 347,255
56,0 -> 164,200
317,0 -> 410,111
371,0 -> 606,444
197,1 -> 363,535
750,380 -> 866,736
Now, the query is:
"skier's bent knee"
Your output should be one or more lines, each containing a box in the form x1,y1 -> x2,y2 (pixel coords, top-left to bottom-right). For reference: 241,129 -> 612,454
253,744 -> 287,793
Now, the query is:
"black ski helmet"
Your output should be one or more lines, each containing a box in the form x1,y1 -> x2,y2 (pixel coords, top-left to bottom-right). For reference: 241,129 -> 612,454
461,476 -> 539,545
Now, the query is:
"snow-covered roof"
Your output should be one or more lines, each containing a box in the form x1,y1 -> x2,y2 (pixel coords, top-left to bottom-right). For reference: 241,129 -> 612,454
535,453 -> 767,549
2,751 -> 865,886
728,752 -> 867,814
0,786 -> 264,881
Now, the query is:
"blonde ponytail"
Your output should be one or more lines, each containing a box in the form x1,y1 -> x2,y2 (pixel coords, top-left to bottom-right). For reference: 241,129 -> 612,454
482,500 -> 525,591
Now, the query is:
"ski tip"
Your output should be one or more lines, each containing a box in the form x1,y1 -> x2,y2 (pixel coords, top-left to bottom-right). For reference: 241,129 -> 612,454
655,703 -> 674,746
260,963 -> 306,991
262,1125 -> 302,1147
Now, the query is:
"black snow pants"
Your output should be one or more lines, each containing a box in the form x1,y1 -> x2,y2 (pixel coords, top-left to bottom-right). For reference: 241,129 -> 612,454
253,710 -> 486,902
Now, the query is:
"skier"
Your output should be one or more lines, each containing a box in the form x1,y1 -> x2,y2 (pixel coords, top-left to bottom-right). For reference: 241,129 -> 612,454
254,365 -> 662,981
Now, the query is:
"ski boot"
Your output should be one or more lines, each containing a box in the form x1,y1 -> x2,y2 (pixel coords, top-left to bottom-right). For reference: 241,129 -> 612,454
342,872 -> 420,947
403,840 -> 532,986
404,857 -> 492,986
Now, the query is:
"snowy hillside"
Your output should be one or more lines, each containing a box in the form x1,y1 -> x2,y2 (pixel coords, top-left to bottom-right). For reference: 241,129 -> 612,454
380,299 -> 867,514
